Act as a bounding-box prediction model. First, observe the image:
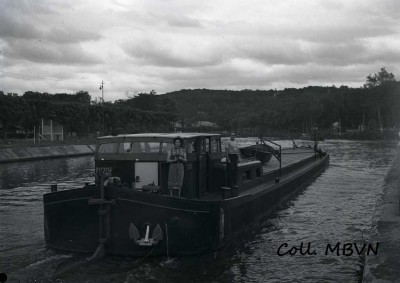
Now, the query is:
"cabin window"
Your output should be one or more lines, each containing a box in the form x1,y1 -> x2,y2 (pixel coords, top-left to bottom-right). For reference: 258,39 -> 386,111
256,167 -> 261,177
119,142 -> 162,153
211,139 -> 221,153
98,143 -> 118,153
187,141 -> 197,153
161,142 -> 174,153
161,142 -> 188,158
120,142 -> 132,153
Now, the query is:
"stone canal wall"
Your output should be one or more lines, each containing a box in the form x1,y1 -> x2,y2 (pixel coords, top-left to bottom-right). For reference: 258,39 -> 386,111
362,144 -> 400,282
0,144 -> 95,163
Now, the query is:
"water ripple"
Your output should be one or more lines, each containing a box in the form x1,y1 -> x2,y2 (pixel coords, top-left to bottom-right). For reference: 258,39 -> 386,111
0,141 -> 396,282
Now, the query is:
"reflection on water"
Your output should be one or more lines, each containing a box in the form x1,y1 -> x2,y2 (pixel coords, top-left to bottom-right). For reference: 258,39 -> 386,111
0,157 -> 95,281
0,140 -> 396,282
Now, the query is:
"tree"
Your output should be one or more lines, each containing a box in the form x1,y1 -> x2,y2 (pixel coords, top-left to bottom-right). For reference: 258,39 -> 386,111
0,95 -> 24,139
75,91 -> 91,104
364,67 -> 396,88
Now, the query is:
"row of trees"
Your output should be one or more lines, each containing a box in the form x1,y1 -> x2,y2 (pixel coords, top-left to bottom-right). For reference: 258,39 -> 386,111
164,68 -> 400,136
0,91 -> 178,139
1,68 -> 399,140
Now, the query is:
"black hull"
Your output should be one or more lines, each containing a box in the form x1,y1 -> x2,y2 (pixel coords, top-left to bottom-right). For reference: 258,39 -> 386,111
44,189 -> 221,256
44,154 -> 329,256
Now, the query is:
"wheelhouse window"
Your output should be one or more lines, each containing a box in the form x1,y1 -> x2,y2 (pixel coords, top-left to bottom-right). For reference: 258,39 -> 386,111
119,142 -> 163,153
98,143 -> 118,153
161,142 -> 174,153
187,141 -> 196,153
161,141 -> 188,154
211,139 -> 221,153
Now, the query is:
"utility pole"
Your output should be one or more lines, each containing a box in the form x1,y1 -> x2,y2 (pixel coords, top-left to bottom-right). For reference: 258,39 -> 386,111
100,80 -> 105,103
99,81 -> 105,135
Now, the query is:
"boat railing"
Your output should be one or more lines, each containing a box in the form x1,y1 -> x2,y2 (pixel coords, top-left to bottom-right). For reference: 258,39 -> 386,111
259,137 -> 282,179
260,136 -> 282,179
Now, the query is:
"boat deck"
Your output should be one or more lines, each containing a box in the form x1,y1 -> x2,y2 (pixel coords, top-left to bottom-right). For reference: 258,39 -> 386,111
261,147 -> 315,174
202,148 -> 317,201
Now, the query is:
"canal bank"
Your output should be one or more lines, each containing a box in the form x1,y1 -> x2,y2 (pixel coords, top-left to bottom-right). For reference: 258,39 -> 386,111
362,144 -> 400,282
0,144 -> 95,163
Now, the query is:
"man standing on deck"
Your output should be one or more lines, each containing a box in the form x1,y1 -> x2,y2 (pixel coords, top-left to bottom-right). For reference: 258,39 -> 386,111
225,132 -> 241,187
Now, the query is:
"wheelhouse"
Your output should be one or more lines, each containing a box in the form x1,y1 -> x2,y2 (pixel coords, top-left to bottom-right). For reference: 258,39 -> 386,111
95,133 -> 226,199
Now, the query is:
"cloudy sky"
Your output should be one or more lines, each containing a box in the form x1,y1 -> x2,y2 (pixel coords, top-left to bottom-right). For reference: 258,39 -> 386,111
0,0 -> 399,101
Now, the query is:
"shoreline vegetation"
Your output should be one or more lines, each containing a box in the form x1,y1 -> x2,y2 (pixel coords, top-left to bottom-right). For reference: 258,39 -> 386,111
0,129 -> 398,151
1,68 -> 399,144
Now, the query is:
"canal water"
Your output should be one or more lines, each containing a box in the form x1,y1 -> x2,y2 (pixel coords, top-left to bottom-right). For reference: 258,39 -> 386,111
0,139 -> 396,282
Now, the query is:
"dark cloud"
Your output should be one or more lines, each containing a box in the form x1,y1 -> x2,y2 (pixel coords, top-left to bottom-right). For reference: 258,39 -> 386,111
44,27 -> 101,44
308,42 -> 367,65
238,41 -> 311,66
0,0 -> 63,16
0,1 -> 101,44
122,40 -> 224,67
304,39 -> 400,67
0,13 -> 43,40
0,15 -> 100,44
167,16 -> 202,28
4,40 -> 102,65
295,24 -> 397,43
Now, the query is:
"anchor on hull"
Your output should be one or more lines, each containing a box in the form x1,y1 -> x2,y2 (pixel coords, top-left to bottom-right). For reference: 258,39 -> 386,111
129,223 -> 163,247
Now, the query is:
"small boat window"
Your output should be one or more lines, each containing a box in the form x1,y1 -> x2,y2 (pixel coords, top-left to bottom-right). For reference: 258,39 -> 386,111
161,142 -> 188,154
211,139 -> 221,153
161,142 -> 174,153
120,142 -> 132,153
119,142 -> 163,153
98,143 -> 119,153
187,141 -> 196,153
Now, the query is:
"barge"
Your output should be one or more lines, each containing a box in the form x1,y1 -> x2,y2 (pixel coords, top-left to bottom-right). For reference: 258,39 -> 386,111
43,133 -> 329,257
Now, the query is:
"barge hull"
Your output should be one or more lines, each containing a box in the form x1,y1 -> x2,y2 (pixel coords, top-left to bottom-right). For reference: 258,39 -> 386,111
44,153 -> 329,256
